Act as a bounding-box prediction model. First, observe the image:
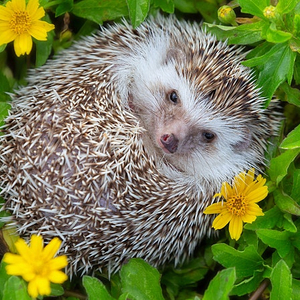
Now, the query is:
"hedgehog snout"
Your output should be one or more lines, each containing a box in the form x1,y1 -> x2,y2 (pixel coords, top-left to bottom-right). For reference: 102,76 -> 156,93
160,133 -> 179,153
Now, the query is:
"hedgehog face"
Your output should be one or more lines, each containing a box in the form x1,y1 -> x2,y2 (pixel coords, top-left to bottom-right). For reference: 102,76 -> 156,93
112,22 -> 271,186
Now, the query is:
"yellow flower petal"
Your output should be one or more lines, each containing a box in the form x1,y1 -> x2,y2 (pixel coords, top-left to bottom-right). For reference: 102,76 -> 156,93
0,27 -> 17,45
26,0 -> 44,20
7,0 -> 26,12
3,252 -> 23,264
221,181 -> 233,199
48,255 -> 68,270
234,171 -> 246,193
246,186 -> 268,203
48,270 -> 68,283
15,238 -> 31,258
245,168 -> 255,186
43,237 -> 61,261
212,211 -> 232,230
203,202 -> 224,214
14,33 -> 32,56
28,20 -> 54,40
36,276 -> 51,296
0,6 -> 13,21
27,278 -> 39,298
30,235 -> 44,255
229,216 -> 243,240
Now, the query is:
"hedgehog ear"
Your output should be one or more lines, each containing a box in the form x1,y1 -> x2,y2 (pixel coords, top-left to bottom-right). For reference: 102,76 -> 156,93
165,48 -> 185,64
233,128 -> 252,151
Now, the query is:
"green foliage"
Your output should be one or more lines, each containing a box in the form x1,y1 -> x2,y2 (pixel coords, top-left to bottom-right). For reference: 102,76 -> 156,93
0,0 -> 300,299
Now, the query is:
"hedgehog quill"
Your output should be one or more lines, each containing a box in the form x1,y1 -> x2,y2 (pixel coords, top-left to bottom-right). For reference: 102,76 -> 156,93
0,15 -> 279,276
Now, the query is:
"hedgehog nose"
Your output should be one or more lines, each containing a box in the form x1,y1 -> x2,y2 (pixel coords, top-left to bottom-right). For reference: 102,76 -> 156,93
160,134 -> 179,153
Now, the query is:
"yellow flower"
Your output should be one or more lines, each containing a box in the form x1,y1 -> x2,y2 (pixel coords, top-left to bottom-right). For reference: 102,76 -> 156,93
0,0 -> 55,56
204,169 -> 268,240
3,235 -> 68,298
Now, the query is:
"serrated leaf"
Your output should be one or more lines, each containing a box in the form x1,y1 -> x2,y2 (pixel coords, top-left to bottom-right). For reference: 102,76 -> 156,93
3,276 -> 31,300
273,189 -> 300,216
127,0 -> 150,28
280,124 -> 300,149
72,0 -> 128,24
270,260 -> 292,300
205,21 -> 265,45
120,258 -> 164,300
256,43 -> 296,100
268,148 -> 300,185
82,276 -> 115,300
256,229 -> 292,258
238,0 -> 269,19
212,244 -> 263,278
202,268 -> 236,300
276,0 -> 298,14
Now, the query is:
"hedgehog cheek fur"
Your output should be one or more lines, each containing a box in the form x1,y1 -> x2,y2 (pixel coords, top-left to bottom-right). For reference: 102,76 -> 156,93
0,15 -> 280,277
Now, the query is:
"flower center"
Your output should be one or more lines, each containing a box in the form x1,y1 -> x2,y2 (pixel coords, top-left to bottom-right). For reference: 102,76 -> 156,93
226,195 -> 246,216
10,11 -> 31,35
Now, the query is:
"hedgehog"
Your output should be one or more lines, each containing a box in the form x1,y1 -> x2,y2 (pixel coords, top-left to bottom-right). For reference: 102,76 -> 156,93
0,15 -> 279,276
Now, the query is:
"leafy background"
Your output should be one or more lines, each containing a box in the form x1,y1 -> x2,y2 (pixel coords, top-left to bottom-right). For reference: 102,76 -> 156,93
0,0 -> 300,299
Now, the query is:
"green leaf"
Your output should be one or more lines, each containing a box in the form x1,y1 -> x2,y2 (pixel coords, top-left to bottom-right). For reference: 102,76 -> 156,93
212,244 -> 263,278
280,124 -> 300,149
127,0 -> 150,28
257,43 -> 296,100
82,276 -> 115,300
270,260 -> 292,300
245,206 -> 283,230
3,276 -> 31,300
0,261 -> 10,299
49,283 -> 65,296
265,23 -> 292,43
153,0 -> 174,13
55,0 -> 74,17
72,0 -> 129,24
238,0 -> 269,19
268,148 -> 300,185
292,279 -> 300,300
173,0 -> 197,13
256,229 -> 292,258
280,82 -> 300,107
273,189 -> 300,216
232,270 -> 264,296
202,268 -> 236,300
120,258 -> 164,300
276,0 -> 298,14
35,15 -> 55,67
0,101 -> 10,127
204,21 -> 265,45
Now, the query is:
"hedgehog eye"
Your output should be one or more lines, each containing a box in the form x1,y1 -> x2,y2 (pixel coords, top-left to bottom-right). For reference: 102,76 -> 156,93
169,91 -> 178,104
202,131 -> 215,142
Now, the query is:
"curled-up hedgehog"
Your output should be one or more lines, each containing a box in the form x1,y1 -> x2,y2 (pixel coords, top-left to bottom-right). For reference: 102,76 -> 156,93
0,15 -> 279,276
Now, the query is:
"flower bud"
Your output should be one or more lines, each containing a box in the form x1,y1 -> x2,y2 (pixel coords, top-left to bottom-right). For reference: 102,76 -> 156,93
218,6 -> 237,25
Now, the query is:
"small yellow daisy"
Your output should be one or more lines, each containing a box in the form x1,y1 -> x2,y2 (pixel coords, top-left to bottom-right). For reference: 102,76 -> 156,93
204,169 -> 268,240
0,0 -> 55,56
3,234 -> 68,298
